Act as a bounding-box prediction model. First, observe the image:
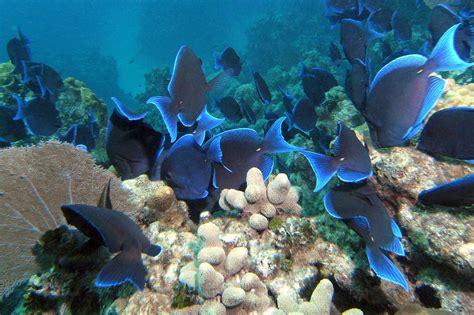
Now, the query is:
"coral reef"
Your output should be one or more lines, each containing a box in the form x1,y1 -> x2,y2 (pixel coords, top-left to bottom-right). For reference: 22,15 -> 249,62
433,78 -> 474,112
219,167 -> 301,231
0,141 -> 134,300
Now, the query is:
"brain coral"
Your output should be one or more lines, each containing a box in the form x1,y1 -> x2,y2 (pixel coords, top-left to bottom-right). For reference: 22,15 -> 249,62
0,141 -> 134,299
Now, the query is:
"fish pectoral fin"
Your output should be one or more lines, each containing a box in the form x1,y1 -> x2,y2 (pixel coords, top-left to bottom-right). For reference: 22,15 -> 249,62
207,71 -> 231,93
96,242 -> 146,291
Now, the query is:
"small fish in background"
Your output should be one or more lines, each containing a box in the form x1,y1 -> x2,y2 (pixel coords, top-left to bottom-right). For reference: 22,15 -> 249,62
59,109 -> 99,150
299,63 -> 338,92
324,0 -> 362,15
363,24 -> 474,148
340,19 -> 383,65
13,94 -> 61,136
240,99 -> 257,125
253,71 -> 272,105
160,134 -> 224,200
418,174 -> 474,209
205,117 -> 304,190
214,47 -> 243,76
360,0 -> 385,13
417,107 -> 474,161
326,5 -> 370,28
0,103 -> 27,143
21,61 -> 64,100
324,183 -> 408,291
329,41 -> 343,66
302,75 -> 326,106
368,7 -> 393,33
285,97 -> 317,133
429,4 -> 473,62
214,96 -> 242,122
6,27 -> 31,73
391,11 -> 412,41
106,97 -> 165,180
147,46 -> 228,142
61,182 -> 162,291
380,44 -> 430,67
302,122 -> 372,192
345,58 -> 371,111
309,127 -> 333,154
279,88 -> 294,113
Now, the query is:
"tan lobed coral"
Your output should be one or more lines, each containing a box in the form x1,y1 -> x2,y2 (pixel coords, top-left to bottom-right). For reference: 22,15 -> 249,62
0,141 -> 135,299
178,222 -> 272,313
219,167 -> 301,231
433,79 -> 474,113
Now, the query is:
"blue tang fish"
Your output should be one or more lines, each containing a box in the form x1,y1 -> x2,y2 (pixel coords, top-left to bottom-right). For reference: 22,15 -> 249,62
364,24 -> 474,148
21,61 -> 64,99
6,27 -> 31,73
0,103 -> 26,143
340,19 -> 383,65
324,183 -> 408,291
302,122 -> 372,192
13,94 -> 61,136
215,47 -> 242,76
204,117 -> 303,190
417,107 -> 474,161
215,96 -> 242,122
391,11 -> 412,41
147,46 -> 227,142
160,134 -> 223,200
61,182 -> 162,291
345,58 -> 371,111
253,71 -> 272,105
418,174 -> 474,209
285,97 -> 317,133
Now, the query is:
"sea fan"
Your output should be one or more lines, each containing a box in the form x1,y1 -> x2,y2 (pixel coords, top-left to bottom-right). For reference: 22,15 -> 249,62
0,141 -> 135,299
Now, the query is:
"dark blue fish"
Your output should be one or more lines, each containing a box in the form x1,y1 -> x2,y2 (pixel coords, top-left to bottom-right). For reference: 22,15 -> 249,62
6,27 -> 31,73
364,24 -> 473,148
380,40 -> 392,60
329,42 -> 343,66
368,7 -> 393,33
215,96 -> 242,122
302,75 -> 326,106
324,0 -> 362,15
418,174 -> 474,208
429,5 -> 473,62
310,127 -> 333,154
345,58 -> 370,111
61,183 -> 162,291
21,61 -> 64,99
241,99 -> 257,125
204,117 -> 303,190
0,104 -> 26,142
324,183 -> 407,291
0,139 -> 10,148
106,98 -> 165,180
253,71 -> 272,105
215,47 -> 242,76
285,97 -> 317,133
380,45 -> 429,67
147,46 -> 227,142
59,109 -> 98,150
299,63 -> 338,92
13,95 -> 61,136
302,122 -> 372,191
280,88 -> 294,113
417,107 -> 474,161
326,6 -> 370,28
160,134 -> 223,200
360,0 -> 385,13
340,19 -> 383,65
391,11 -> 412,41
191,108 -> 224,145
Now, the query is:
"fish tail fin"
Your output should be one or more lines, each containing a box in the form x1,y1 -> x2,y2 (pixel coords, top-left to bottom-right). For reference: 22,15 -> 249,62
207,136 -> 223,164
380,237 -> 405,256
195,107 -> 224,145
284,112 -> 294,131
214,53 -> 222,70
146,96 -> 178,142
208,71 -> 231,93
263,117 -> 304,153
428,23 -> 474,72
12,95 -> 26,120
96,244 -> 146,291
366,245 -> 409,291
36,75 -> 46,97
301,150 -> 338,192
298,62 -> 307,78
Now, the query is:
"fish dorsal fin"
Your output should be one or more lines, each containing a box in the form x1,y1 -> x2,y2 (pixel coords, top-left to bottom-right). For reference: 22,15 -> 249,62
207,136 -> 223,164
98,179 -> 113,209
369,54 -> 427,93
111,97 -> 147,121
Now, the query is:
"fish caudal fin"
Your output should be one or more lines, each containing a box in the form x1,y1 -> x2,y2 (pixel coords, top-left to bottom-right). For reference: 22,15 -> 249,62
147,96 -> 178,142
208,71 -> 231,93
195,108 -> 224,145
13,95 -> 26,120
429,23 -> 474,72
380,237 -> 405,256
263,117 -> 304,153
96,244 -> 146,291
302,151 -> 339,192
260,154 -> 274,181
366,245 -> 409,291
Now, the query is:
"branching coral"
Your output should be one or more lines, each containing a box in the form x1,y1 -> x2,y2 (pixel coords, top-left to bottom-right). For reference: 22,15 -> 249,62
0,141 -> 134,299
219,167 -> 301,231
178,222 -> 271,312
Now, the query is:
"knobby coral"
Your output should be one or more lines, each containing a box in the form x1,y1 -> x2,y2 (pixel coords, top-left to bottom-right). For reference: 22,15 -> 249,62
219,167 -> 301,231
0,141 -> 134,299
